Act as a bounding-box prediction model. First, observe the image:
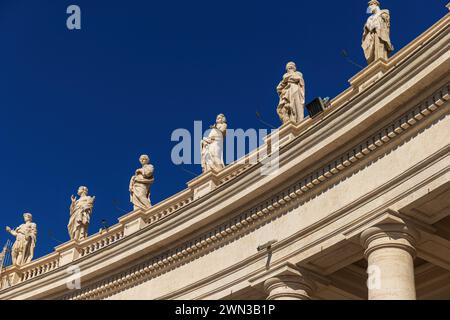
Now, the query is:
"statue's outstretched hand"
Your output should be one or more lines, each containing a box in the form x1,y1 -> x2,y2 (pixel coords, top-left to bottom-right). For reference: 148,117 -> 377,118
6,226 -> 11,233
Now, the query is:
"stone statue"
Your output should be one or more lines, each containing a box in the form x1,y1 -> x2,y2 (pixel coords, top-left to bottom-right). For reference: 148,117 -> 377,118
5,213 -> 37,266
362,0 -> 394,64
68,186 -> 95,241
129,155 -> 154,211
201,114 -> 227,173
276,62 -> 305,124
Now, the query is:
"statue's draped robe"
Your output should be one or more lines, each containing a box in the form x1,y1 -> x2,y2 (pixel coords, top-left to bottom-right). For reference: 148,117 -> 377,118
129,164 -> 154,210
362,9 -> 393,64
68,195 -> 95,241
201,125 -> 227,173
11,222 -> 37,266
277,71 -> 305,124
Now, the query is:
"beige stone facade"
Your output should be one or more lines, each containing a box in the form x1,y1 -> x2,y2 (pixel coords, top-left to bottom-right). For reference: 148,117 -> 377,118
1,4 -> 450,301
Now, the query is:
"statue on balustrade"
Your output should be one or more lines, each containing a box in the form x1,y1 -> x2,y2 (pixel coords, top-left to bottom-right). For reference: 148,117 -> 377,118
68,186 -> 95,241
5,213 -> 37,266
362,0 -> 394,64
276,62 -> 305,125
201,114 -> 228,173
129,154 -> 154,211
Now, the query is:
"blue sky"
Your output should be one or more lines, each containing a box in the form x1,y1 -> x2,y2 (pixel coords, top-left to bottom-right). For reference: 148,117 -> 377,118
0,0 -> 448,260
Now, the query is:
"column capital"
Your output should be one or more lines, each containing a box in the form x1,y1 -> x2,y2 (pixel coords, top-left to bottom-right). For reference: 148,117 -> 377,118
264,273 -> 315,300
360,222 -> 420,259
259,263 -> 316,300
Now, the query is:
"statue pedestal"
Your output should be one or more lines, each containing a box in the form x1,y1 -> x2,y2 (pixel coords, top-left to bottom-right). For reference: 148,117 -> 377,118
263,121 -> 300,147
55,241 -> 81,266
188,171 -> 221,200
1,266 -> 22,288
120,210 -> 148,237
349,59 -> 389,92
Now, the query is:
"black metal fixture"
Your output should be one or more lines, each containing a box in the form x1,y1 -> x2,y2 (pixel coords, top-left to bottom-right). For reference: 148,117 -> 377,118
306,97 -> 327,118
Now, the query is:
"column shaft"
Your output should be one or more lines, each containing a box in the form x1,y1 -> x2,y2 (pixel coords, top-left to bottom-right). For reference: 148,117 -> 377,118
361,223 -> 419,300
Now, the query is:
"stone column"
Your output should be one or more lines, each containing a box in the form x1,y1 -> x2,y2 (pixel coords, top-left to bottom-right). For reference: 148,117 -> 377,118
264,271 -> 315,300
361,223 -> 419,300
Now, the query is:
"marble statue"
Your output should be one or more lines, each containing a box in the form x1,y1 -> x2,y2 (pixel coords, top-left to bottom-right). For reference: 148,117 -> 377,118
201,114 -> 228,173
68,186 -> 95,241
362,0 -> 394,64
276,62 -> 305,124
5,213 -> 37,266
129,155 -> 154,211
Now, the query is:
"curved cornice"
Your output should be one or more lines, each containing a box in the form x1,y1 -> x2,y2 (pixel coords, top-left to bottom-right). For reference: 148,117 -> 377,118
60,82 -> 449,300
0,9 -> 448,300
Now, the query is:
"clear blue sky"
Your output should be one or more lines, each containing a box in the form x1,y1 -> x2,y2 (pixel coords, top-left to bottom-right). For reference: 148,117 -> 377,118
0,0 -> 448,260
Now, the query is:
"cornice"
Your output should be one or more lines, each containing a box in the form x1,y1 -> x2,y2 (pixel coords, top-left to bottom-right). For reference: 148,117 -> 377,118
166,148 -> 449,300
1,10 -> 448,299
58,82 -> 449,300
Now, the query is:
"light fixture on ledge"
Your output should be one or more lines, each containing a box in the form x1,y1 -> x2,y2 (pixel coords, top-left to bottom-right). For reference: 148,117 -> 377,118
306,97 -> 331,118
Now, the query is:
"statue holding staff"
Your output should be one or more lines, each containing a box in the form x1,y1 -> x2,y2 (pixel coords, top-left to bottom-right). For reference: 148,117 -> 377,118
5,213 -> 37,266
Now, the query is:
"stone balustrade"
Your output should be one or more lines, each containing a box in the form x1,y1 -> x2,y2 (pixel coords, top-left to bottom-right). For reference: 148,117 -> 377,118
0,125 -> 288,292
20,253 -> 60,282
78,227 -> 125,258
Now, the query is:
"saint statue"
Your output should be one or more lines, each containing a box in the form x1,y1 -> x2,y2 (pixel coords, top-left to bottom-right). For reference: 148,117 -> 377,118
129,155 -> 154,211
68,186 -> 95,241
362,0 -> 394,64
276,62 -> 305,124
5,213 -> 37,266
201,114 -> 227,173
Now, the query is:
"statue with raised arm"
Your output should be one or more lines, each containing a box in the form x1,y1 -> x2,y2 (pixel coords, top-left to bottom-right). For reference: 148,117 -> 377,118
129,155 -> 154,211
5,213 -> 37,266
362,0 -> 394,64
68,186 -> 95,241
201,114 -> 227,173
276,62 -> 305,124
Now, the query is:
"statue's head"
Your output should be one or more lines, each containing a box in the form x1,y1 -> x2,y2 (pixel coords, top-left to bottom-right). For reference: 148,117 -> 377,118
77,186 -> 89,196
367,0 -> 380,14
139,154 -> 150,165
23,213 -> 33,222
286,62 -> 297,73
216,114 -> 227,124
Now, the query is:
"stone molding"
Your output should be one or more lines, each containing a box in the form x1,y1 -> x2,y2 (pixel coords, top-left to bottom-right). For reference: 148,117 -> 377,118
58,83 -> 449,300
